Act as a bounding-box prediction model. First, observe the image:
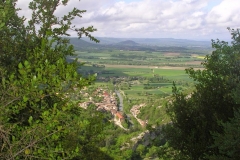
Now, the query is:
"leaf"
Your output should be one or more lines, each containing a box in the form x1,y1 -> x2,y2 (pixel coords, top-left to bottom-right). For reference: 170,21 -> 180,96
18,63 -> 23,69
62,106 -> 67,111
74,72 -> 77,77
25,149 -> 31,155
19,69 -> 26,75
24,60 -> 29,67
0,22 -> 5,29
2,77 -> 6,89
23,96 -> 29,102
75,147 -> 79,153
43,111 -> 49,117
12,136 -> 15,141
10,74 -> 14,80
66,73 -> 70,79
33,75 -> 37,80
57,126 -> 62,131
28,116 -> 33,124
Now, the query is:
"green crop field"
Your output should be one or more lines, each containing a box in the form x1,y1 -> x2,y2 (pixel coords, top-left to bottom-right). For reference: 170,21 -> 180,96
73,49 -> 205,68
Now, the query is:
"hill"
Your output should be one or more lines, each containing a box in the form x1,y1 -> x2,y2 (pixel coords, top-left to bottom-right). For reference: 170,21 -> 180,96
115,40 -> 139,46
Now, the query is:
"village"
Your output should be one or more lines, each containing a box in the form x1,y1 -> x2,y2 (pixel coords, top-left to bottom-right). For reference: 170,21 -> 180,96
78,88 -> 127,128
78,87 -> 147,129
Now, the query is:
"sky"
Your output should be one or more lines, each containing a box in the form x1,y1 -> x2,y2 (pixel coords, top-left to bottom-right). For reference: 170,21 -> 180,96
16,0 -> 240,41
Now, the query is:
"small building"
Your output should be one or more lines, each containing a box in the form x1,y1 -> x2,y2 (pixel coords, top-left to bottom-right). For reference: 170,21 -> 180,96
115,112 -> 124,122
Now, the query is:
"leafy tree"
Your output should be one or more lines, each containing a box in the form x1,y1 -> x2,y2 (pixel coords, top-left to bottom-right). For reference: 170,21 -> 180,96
206,109 -> 240,160
206,83 -> 240,160
164,28 -> 240,159
0,0 -> 112,159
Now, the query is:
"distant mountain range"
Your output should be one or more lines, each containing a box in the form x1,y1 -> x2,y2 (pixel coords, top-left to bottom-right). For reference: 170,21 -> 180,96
82,37 -> 211,47
69,37 -> 212,52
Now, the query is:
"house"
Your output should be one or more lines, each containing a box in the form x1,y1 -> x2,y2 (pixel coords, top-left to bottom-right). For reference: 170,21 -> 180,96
115,112 -> 124,122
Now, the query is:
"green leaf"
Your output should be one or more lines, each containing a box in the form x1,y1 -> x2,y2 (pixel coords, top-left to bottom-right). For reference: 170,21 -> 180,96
28,116 -> 33,124
12,136 -> 15,141
75,147 -> 79,153
2,77 -> 6,89
23,96 -> 28,102
18,63 -> 23,69
10,74 -> 14,80
0,22 -> 5,29
62,107 -> 67,111
66,73 -> 70,79
57,126 -> 62,131
24,60 -> 30,68
43,111 -> 49,117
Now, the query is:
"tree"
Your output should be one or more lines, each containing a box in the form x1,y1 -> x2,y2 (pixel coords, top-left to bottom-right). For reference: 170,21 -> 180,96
0,0 -> 112,159
164,28 -> 240,159
206,109 -> 240,160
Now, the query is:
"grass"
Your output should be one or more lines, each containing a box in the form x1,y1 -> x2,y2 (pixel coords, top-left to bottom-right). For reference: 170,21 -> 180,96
159,87 -> 172,94
123,82 -> 174,99
154,69 -> 186,76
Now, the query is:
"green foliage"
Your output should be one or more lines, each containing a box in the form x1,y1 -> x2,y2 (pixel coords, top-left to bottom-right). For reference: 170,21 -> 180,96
0,0 -> 112,159
164,28 -> 240,159
157,142 -> 190,160
206,109 -> 240,160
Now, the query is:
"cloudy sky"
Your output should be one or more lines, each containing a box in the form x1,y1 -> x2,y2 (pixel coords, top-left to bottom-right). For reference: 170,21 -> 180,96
17,0 -> 240,40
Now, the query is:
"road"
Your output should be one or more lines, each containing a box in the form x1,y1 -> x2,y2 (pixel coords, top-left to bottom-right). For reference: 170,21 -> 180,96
115,89 -> 134,127
115,90 -> 123,111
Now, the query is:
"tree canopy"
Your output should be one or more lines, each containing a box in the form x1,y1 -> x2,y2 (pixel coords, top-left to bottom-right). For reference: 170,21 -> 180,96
0,0 -> 112,159
164,28 -> 240,159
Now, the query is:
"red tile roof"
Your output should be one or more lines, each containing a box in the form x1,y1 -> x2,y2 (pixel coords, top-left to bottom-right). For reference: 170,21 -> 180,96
116,112 -> 124,119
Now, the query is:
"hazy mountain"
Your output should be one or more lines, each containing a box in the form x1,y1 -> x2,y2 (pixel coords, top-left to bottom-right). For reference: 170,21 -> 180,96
81,37 -> 211,47
115,40 -> 139,46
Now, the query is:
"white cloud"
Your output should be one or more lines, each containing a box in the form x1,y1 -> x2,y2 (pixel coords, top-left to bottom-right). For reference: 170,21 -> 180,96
206,0 -> 240,26
16,0 -> 240,40
192,11 -> 205,17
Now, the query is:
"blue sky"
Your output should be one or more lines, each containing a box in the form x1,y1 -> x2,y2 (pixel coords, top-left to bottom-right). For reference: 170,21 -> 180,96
17,0 -> 240,40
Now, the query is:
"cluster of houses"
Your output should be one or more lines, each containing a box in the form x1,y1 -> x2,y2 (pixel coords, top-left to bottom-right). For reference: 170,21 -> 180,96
78,87 -> 149,128
79,88 -> 125,123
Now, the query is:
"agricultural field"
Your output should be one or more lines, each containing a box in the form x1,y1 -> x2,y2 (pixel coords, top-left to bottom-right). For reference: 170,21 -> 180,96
72,50 -> 207,68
